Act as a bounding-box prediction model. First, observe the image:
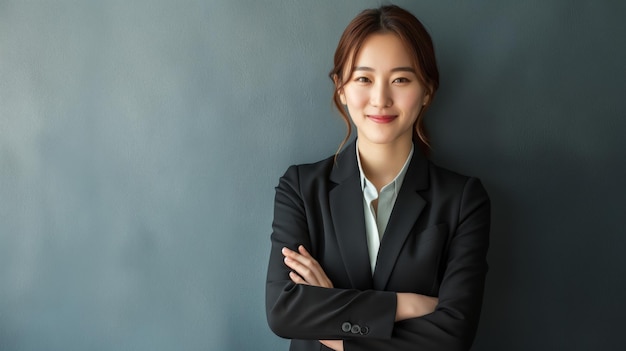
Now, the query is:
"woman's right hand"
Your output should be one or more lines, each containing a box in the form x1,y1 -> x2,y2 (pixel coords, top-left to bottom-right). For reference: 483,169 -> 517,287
395,293 -> 439,321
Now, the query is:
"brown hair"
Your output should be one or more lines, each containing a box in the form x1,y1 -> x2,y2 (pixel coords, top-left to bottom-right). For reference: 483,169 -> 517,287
329,5 -> 440,155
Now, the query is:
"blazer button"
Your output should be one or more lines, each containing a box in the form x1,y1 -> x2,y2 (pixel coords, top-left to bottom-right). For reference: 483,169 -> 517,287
341,322 -> 352,333
350,324 -> 361,334
360,326 -> 369,335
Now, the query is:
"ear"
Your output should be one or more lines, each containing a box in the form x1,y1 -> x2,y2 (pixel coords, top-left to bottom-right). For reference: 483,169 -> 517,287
333,74 -> 347,105
422,88 -> 433,106
339,89 -> 347,105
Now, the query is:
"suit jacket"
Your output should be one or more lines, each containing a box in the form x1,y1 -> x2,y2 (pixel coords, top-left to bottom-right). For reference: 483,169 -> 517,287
266,140 -> 490,351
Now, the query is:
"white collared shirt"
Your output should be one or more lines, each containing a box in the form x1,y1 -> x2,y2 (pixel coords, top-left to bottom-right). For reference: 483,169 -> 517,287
356,141 -> 414,273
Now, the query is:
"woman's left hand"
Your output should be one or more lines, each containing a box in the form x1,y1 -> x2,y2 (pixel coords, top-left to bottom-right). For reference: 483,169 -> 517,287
282,245 -> 333,288
282,246 -> 342,350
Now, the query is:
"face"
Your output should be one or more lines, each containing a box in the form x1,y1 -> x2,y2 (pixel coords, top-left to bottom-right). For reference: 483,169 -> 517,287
339,33 -> 429,148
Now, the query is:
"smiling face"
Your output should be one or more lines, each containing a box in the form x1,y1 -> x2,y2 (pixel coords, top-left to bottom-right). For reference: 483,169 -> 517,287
339,33 -> 430,149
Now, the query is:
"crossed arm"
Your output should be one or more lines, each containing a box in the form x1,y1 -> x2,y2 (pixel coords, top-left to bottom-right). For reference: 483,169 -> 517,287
282,245 -> 439,351
267,166 -> 490,350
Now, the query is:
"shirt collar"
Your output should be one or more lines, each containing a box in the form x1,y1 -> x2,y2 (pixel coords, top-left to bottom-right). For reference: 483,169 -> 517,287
355,139 -> 414,195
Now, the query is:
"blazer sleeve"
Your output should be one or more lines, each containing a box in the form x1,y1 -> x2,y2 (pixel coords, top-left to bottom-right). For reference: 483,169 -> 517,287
266,165 -> 397,341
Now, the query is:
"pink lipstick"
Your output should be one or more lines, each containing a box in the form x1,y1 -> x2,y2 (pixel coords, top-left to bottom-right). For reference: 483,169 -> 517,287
368,115 -> 397,123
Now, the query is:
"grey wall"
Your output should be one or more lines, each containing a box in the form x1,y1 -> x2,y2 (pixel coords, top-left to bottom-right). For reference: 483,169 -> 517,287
1,1 -> 624,350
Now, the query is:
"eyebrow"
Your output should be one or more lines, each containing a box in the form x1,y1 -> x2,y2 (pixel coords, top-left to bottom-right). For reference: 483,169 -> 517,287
353,66 -> 417,73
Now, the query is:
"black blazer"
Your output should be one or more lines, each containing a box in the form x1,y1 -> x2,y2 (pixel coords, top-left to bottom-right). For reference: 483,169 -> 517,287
266,140 -> 490,351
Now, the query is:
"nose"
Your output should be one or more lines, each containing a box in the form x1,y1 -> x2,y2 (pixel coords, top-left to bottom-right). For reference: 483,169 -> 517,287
370,82 -> 392,108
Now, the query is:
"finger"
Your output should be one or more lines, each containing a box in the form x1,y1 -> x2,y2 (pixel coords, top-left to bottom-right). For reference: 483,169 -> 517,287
296,247 -> 333,288
283,246 -> 313,264
289,271 -> 308,285
298,245 -> 313,258
286,253 -> 325,286
284,257 -> 320,286
283,247 -> 334,288
285,255 -> 333,288
282,246 -> 296,257
290,246 -> 319,272
283,247 -> 313,266
284,247 -> 318,274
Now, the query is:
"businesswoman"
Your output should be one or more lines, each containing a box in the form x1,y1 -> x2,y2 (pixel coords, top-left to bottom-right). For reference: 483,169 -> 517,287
266,5 -> 490,351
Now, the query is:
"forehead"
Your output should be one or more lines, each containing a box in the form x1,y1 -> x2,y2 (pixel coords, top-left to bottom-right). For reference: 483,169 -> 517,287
353,33 -> 414,69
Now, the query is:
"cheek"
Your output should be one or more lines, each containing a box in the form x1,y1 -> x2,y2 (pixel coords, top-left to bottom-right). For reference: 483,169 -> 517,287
395,90 -> 425,110
344,87 -> 369,108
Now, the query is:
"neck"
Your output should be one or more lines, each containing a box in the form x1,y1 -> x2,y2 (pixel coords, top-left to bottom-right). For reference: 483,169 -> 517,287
357,138 -> 413,191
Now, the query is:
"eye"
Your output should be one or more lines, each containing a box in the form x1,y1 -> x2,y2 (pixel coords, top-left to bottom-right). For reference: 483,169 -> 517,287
354,76 -> 371,83
393,77 -> 411,84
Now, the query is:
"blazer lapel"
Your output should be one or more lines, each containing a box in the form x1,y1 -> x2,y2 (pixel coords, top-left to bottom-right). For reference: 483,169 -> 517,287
372,149 -> 429,290
329,141 -> 374,290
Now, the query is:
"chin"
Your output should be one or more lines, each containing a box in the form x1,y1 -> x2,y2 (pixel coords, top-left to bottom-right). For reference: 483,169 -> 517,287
359,131 -> 412,146
361,136 -> 402,146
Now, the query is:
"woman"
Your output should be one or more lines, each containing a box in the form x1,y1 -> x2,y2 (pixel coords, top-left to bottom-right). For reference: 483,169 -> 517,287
266,5 -> 490,351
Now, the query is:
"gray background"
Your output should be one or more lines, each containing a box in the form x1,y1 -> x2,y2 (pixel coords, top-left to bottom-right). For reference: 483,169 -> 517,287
1,0 -> 625,350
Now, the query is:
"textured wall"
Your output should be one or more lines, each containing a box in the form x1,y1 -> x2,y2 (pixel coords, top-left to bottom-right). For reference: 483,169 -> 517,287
1,1 -> 624,350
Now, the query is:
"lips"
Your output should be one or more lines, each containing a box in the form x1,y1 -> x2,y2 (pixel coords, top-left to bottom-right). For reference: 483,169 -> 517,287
367,115 -> 397,124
